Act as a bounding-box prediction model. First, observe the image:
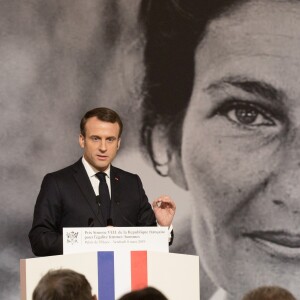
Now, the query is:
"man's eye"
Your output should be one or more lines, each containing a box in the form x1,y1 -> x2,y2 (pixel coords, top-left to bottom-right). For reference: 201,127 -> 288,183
91,137 -> 99,141
218,102 -> 275,126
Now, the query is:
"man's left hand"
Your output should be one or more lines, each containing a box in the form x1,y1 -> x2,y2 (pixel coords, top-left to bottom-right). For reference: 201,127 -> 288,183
152,195 -> 176,227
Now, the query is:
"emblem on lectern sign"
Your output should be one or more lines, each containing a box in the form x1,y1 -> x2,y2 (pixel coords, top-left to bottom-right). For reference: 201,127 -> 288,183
66,231 -> 79,245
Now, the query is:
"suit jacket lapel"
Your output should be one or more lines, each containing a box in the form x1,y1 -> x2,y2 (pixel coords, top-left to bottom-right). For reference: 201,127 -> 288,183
72,159 -> 106,226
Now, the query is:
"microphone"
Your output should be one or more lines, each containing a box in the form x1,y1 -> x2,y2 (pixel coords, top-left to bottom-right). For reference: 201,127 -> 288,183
96,196 -> 113,226
114,202 -> 135,226
95,195 -> 101,215
96,195 -> 101,207
88,218 -> 94,227
106,218 -> 113,226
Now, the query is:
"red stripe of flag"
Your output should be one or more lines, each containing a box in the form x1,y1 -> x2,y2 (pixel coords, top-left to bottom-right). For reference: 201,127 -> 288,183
131,251 -> 148,290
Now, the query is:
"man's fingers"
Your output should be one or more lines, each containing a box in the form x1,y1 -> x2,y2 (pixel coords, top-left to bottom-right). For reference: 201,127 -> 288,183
152,196 -> 176,209
155,200 -> 162,208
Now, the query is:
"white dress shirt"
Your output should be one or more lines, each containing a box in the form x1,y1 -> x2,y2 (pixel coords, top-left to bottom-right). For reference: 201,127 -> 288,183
82,156 -> 111,197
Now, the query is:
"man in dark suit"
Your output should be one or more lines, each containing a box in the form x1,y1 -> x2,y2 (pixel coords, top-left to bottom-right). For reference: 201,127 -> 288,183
29,107 -> 176,256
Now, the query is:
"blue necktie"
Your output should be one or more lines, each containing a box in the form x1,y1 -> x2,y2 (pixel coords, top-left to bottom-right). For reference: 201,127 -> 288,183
95,172 -> 111,223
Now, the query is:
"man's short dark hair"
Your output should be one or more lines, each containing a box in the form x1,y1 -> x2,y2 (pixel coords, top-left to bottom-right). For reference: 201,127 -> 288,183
80,107 -> 123,138
32,269 -> 94,300
118,287 -> 168,300
242,286 -> 297,300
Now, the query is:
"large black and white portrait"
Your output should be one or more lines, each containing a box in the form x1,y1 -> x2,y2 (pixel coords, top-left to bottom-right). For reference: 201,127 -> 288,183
140,0 -> 300,299
1,1 -> 300,299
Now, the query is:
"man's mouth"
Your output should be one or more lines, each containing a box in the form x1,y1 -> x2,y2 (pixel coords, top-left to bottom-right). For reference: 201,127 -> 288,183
97,155 -> 108,160
244,231 -> 300,259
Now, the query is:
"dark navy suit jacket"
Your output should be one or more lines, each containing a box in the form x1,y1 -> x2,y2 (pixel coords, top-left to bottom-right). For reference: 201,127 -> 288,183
29,159 -> 157,256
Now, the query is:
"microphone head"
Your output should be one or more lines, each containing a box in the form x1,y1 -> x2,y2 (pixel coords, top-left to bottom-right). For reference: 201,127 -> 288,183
96,195 -> 101,206
88,218 -> 94,227
106,218 -> 113,226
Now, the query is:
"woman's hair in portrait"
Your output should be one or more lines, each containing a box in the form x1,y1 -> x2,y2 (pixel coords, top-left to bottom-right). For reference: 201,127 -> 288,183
242,286 -> 297,300
139,0 -> 249,168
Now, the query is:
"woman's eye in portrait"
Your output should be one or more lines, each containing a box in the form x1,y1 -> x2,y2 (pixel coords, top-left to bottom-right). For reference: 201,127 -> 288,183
214,100 -> 278,128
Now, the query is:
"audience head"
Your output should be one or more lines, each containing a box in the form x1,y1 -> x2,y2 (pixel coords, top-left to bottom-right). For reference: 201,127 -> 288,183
242,286 -> 297,300
32,269 -> 96,300
118,287 -> 168,300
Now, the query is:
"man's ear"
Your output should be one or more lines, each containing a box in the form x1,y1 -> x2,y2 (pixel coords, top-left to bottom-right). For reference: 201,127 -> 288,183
151,125 -> 188,190
117,138 -> 121,150
79,134 -> 85,148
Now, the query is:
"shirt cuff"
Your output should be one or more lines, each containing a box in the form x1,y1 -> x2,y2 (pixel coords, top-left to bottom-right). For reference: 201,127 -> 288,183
157,223 -> 173,242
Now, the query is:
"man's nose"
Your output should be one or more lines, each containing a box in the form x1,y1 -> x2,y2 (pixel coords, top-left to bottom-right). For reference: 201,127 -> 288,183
99,141 -> 107,151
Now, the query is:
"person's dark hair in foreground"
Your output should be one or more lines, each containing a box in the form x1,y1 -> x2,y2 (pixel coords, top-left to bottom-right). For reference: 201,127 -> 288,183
242,286 -> 297,300
32,269 -> 97,300
118,287 -> 168,300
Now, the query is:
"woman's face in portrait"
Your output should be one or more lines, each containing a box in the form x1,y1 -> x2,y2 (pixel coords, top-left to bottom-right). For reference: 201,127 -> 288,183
180,0 -> 300,298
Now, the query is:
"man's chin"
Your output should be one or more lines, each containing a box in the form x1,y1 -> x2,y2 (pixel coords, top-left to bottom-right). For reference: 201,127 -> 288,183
95,163 -> 110,172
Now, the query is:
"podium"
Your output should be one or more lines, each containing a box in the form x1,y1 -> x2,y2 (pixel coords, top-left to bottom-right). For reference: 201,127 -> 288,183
20,228 -> 200,300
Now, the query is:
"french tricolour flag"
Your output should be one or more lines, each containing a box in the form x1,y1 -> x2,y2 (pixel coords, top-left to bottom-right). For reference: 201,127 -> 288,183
97,251 -> 148,300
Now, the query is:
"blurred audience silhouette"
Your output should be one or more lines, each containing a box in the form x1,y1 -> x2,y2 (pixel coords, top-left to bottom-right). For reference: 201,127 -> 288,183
242,286 -> 297,300
118,287 -> 168,300
33,269 -> 97,300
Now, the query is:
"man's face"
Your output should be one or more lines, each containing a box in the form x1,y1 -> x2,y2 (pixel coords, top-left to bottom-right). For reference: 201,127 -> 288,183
79,117 -> 121,171
181,0 -> 300,298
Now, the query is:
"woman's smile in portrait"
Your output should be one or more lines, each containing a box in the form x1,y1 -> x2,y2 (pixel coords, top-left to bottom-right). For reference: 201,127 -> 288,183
181,0 -> 300,298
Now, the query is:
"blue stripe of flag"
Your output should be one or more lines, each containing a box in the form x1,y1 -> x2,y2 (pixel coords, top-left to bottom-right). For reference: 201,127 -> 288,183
98,251 -> 115,300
